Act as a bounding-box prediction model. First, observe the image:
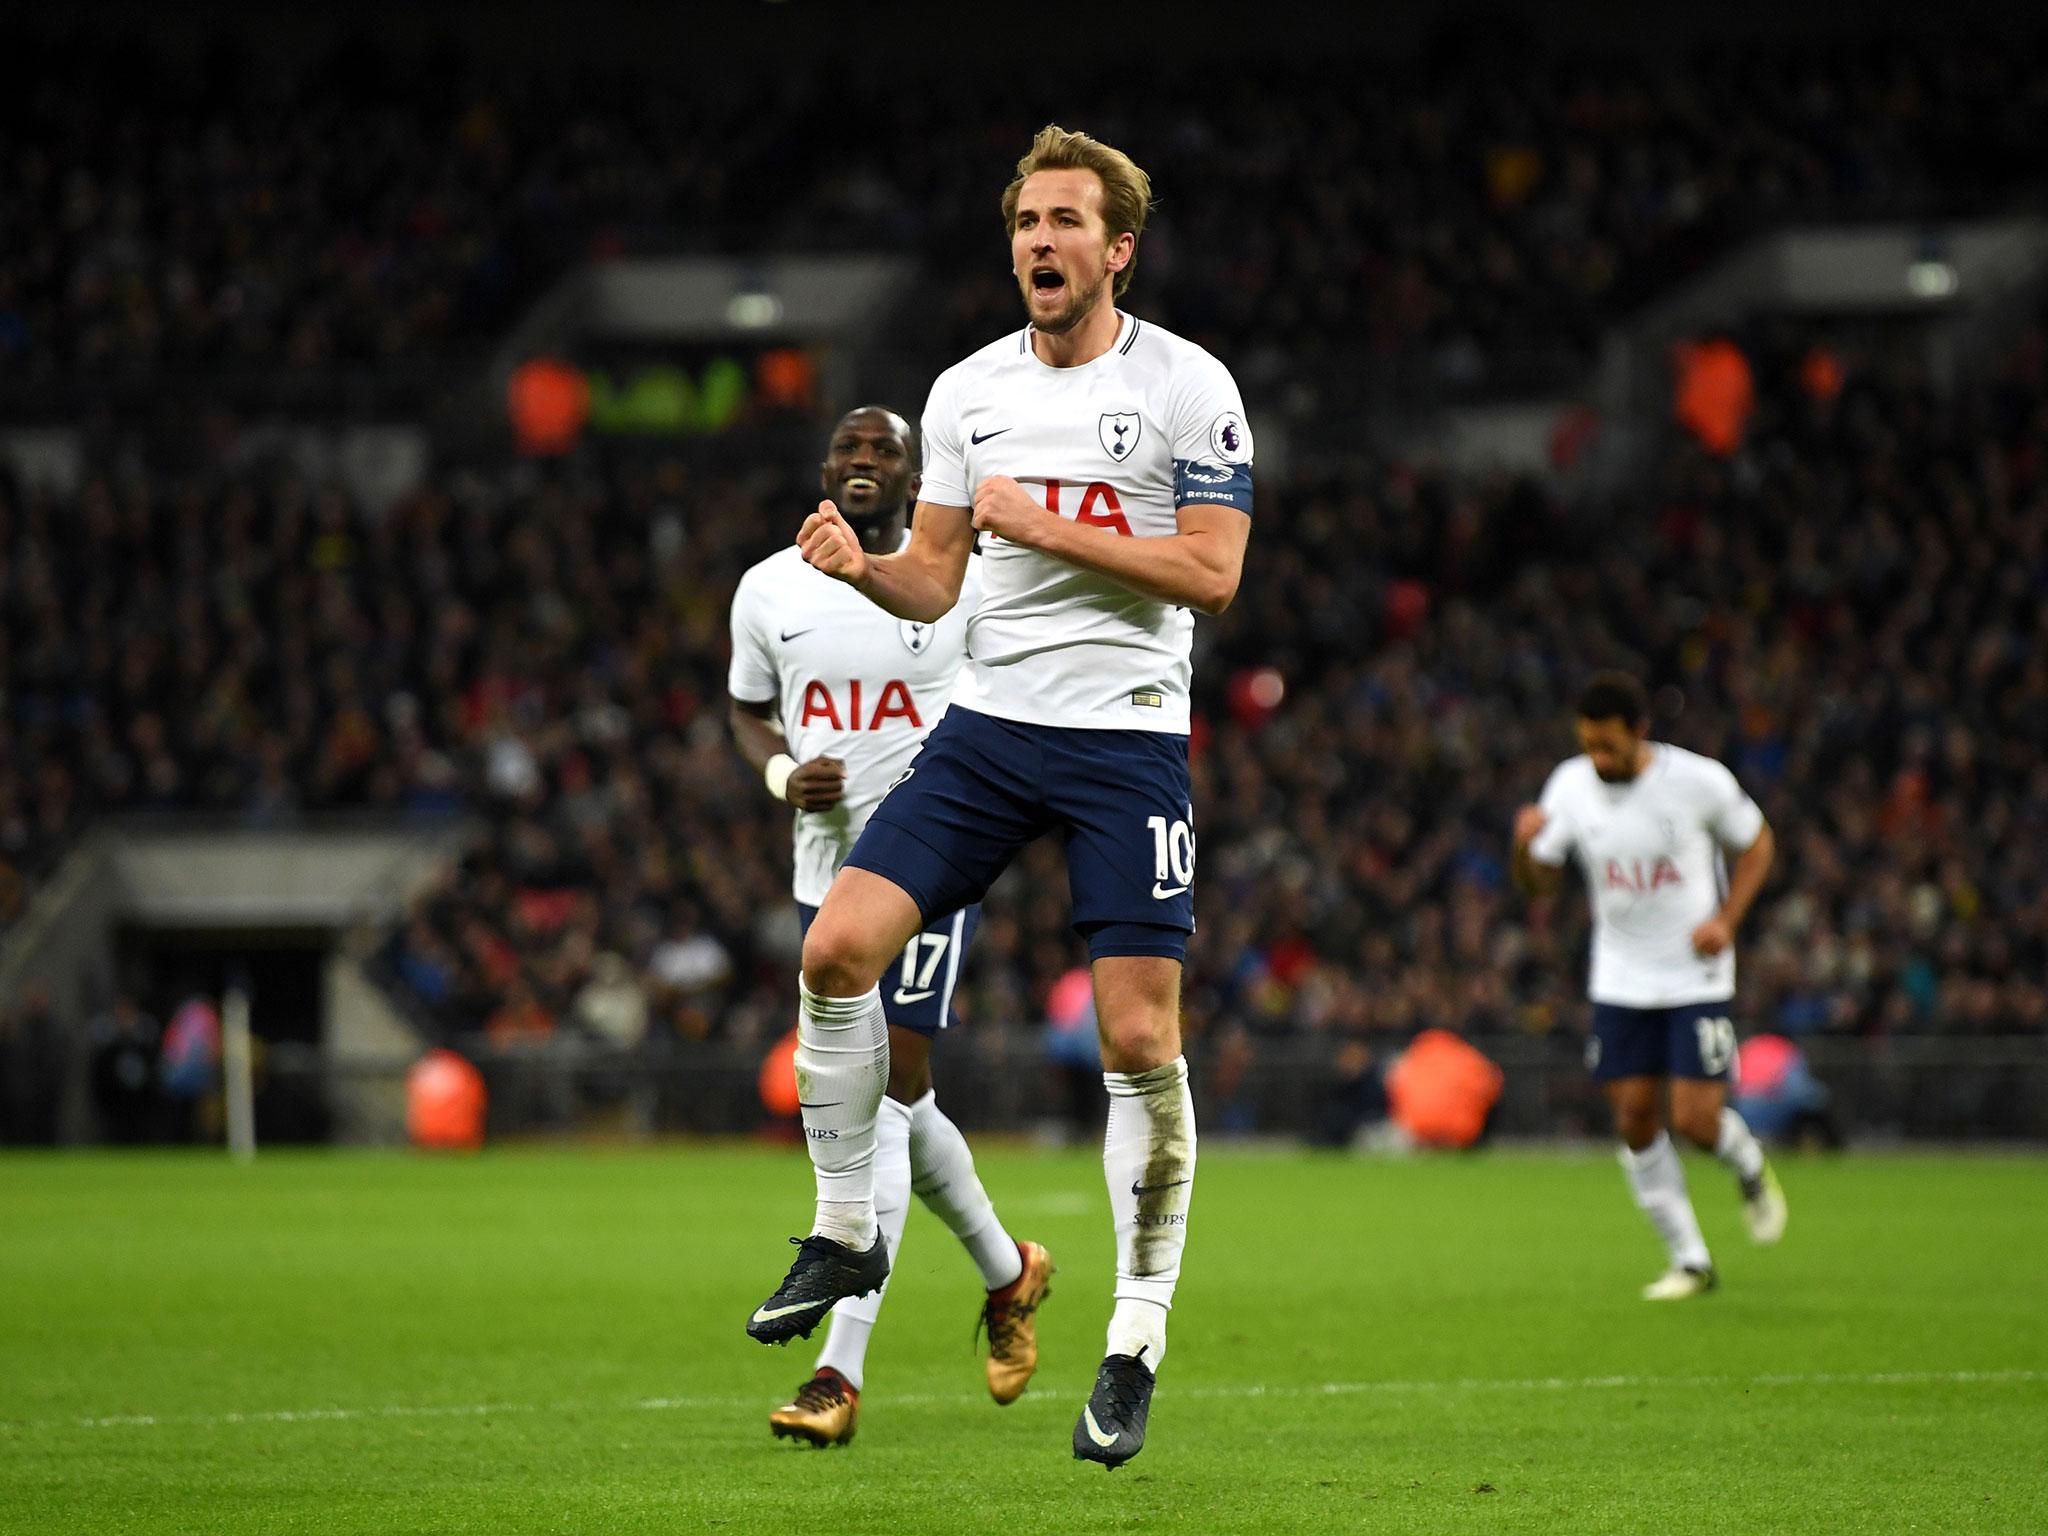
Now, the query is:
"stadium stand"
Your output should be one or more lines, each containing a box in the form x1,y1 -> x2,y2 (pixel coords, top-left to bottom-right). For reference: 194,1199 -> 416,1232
4,328 -> 2041,1066
2,21 -> 2045,1145
4,31 -> 2044,407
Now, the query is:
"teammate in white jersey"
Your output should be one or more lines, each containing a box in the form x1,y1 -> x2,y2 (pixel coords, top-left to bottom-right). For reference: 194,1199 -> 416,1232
745,126 -> 1253,1468
728,407 -> 1052,1446
1512,673 -> 1789,1300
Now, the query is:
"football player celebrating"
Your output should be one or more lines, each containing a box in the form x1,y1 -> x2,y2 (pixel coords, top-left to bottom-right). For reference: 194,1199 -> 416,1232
1512,673 -> 1789,1300
729,406 -> 1051,1447
747,126 -> 1255,1468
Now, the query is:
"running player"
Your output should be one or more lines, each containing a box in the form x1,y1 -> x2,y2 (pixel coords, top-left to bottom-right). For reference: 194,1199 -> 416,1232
1512,673 -> 1790,1299
728,406 -> 1052,1447
745,125 -> 1255,1468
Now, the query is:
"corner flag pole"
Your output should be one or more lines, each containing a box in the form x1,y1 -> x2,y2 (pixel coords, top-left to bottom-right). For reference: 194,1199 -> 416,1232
223,973 -> 256,1164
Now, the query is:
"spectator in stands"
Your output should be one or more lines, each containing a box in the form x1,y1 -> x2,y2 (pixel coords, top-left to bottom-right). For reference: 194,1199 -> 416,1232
88,993 -> 164,1143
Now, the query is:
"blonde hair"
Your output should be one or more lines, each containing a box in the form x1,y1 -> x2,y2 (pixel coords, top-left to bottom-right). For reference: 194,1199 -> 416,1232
1001,124 -> 1153,298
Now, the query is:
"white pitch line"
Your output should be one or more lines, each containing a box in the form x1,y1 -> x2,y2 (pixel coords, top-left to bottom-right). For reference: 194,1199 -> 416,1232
44,1367 -> 2042,1433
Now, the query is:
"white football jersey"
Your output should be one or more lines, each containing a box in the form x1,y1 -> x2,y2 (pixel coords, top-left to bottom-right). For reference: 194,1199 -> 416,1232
729,538 -> 981,905
1528,744 -> 1767,1007
919,312 -> 1254,734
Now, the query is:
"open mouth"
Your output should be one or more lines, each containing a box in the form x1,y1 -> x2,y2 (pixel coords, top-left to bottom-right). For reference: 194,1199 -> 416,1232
841,475 -> 880,498
1031,266 -> 1066,295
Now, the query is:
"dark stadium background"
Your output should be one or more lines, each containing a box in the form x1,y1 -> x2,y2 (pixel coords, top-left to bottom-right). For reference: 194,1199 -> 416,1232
2,0 -> 2044,1151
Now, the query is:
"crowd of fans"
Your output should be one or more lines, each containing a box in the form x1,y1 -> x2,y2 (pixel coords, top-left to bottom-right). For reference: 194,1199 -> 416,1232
6,26 -> 2045,406
1185,333 -> 2048,1046
4,327 -> 2043,1061
4,23 -> 2045,1145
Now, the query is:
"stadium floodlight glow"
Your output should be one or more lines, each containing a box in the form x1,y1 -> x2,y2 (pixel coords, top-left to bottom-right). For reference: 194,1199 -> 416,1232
1906,259 -> 1958,300
727,290 -> 784,329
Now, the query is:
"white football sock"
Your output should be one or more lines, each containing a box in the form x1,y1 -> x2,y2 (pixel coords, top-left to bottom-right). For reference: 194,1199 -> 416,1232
795,980 -> 889,1249
907,1090 -> 1024,1291
1714,1105 -> 1766,1185
813,1097 -> 912,1392
1102,1056 -> 1196,1369
1621,1132 -> 1712,1272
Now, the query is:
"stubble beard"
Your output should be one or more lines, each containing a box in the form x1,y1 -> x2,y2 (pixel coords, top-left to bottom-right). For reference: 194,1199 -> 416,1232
1025,268 -> 1112,336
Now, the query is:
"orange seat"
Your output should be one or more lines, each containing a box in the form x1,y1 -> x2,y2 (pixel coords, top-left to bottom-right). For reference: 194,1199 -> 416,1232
759,1027 -> 801,1119
1387,1029 -> 1503,1149
406,1049 -> 487,1151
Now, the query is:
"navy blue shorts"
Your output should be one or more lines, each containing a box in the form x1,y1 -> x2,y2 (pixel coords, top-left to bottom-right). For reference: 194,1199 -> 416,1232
846,706 -> 1194,963
798,900 -> 980,1037
1588,1001 -> 1739,1083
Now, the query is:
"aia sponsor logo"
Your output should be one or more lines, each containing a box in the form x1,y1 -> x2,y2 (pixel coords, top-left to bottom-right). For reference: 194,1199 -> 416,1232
799,680 -> 924,731
1042,478 -> 1132,536
1604,857 -> 1683,893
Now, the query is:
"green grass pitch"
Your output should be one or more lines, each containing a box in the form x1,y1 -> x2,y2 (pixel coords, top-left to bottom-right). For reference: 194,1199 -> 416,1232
3,1144 -> 2044,1534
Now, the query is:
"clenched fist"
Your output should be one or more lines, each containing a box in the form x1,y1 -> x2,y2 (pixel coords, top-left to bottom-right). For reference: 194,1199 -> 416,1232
971,476 -> 1055,547
1690,916 -> 1735,957
787,756 -> 847,813
1512,805 -> 1548,848
798,500 -> 869,584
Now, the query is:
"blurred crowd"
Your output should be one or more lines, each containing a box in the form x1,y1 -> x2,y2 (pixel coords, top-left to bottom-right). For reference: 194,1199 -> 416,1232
6,27 -> 2044,404
1183,331 -> 2048,1046
4,327 -> 2043,1057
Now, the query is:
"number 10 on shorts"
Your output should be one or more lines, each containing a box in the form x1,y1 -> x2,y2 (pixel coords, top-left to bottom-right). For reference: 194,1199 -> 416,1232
1146,813 -> 1196,898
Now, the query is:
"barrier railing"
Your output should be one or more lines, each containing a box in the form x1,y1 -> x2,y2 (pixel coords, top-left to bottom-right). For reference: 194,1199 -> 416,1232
218,1032 -> 2048,1147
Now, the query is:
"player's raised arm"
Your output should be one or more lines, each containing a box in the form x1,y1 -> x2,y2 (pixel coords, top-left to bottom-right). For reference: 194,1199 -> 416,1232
797,496 -> 972,623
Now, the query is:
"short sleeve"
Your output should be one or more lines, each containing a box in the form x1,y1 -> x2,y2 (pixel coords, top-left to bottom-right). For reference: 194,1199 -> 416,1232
1702,760 -> 1766,850
1168,351 -> 1254,514
918,368 -> 969,509
1527,764 -> 1578,867
726,573 -> 779,705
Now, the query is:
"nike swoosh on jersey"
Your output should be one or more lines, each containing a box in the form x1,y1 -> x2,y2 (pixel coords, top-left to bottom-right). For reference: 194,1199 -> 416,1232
1151,883 -> 1189,899
1082,1406 -> 1120,1448
969,427 -> 1012,444
892,989 -> 937,1005
779,628 -> 815,642
1131,1177 -> 1192,1197
797,1101 -> 842,1109
751,1299 -> 824,1324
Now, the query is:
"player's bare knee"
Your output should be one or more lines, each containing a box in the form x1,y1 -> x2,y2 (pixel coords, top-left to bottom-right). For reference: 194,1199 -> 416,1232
1615,1107 -> 1662,1151
801,919 -> 884,997
1099,1013 -> 1177,1074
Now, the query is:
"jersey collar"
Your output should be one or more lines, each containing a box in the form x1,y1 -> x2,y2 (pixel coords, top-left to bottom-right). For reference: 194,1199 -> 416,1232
1021,310 -> 1130,373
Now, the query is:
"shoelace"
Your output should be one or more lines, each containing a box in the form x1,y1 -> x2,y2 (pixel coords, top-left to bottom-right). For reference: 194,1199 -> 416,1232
792,1374 -> 850,1413
977,1287 -> 1038,1357
1096,1362 -> 1147,1423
